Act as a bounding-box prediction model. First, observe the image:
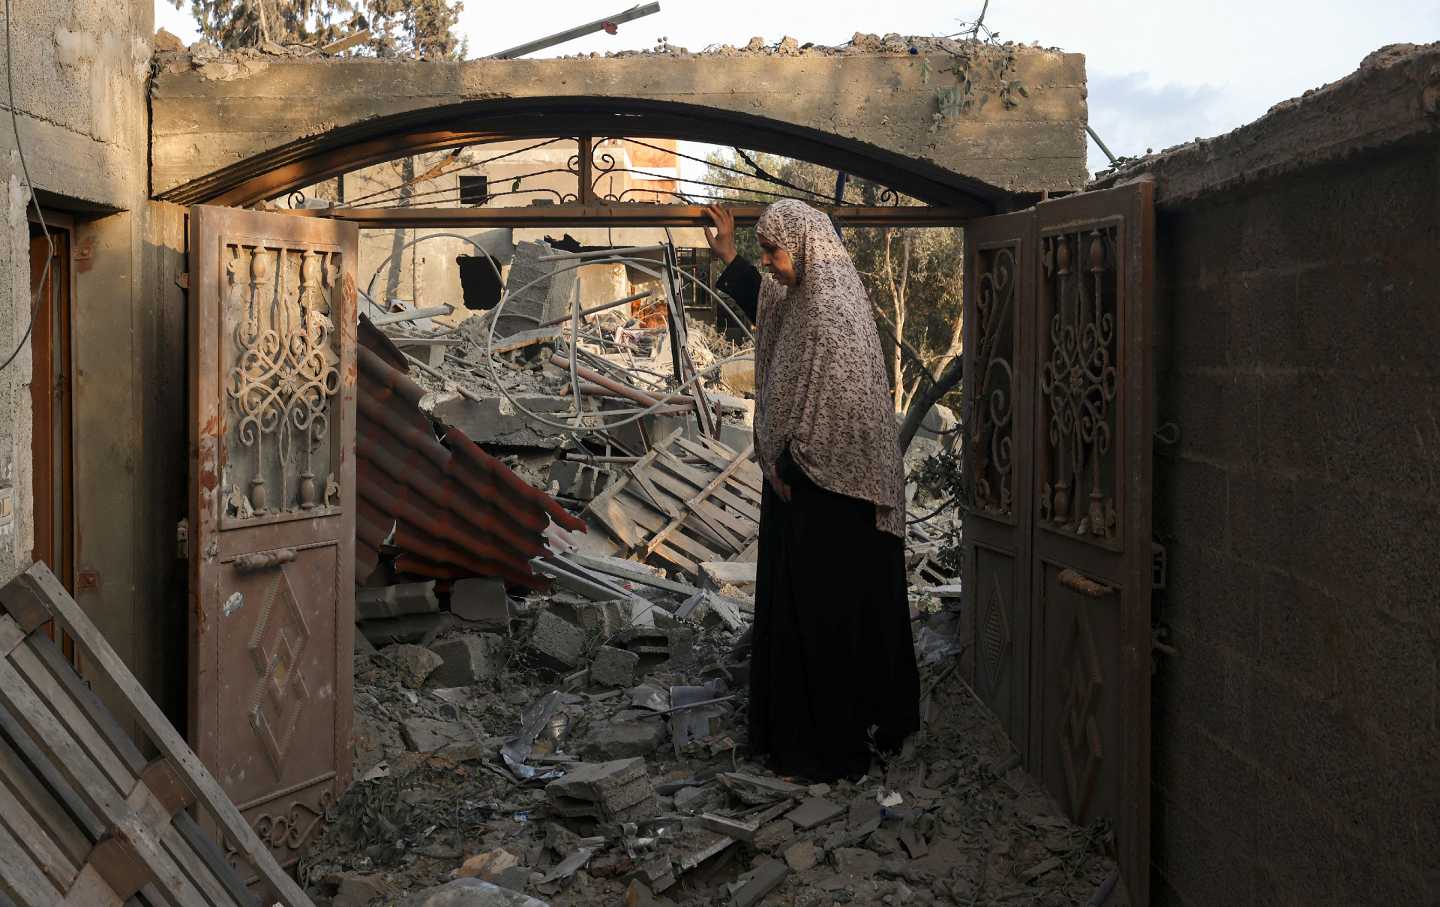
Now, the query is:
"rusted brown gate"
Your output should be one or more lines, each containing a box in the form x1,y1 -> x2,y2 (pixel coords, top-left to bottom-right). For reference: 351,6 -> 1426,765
188,206 -> 359,877
961,182 -> 1155,903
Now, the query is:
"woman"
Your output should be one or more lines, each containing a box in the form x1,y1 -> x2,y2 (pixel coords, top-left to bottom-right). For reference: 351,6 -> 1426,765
704,200 -> 920,781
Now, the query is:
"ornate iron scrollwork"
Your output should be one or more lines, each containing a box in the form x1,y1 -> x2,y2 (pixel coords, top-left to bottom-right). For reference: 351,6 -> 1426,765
967,245 -> 1016,517
224,245 -> 342,519
1038,229 -> 1120,541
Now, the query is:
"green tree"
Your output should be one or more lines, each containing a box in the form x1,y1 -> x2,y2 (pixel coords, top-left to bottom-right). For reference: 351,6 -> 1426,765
170,0 -> 465,59
702,150 -> 964,428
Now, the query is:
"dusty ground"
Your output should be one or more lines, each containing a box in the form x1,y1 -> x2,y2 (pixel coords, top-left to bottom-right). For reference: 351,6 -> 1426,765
299,596 -> 1121,907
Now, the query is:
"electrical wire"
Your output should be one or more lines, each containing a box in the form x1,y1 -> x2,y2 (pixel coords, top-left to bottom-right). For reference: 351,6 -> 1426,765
0,0 -> 54,374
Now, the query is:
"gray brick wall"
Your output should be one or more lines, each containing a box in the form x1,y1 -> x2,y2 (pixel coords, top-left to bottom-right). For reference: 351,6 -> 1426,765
1149,144 -> 1440,905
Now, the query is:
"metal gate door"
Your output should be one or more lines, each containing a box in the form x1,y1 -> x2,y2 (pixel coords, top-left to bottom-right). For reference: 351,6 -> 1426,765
962,182 -> 1155,903
188,205 -> 359,874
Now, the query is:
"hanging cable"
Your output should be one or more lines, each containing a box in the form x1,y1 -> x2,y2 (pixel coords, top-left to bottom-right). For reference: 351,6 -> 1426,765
0,0 -> 54,374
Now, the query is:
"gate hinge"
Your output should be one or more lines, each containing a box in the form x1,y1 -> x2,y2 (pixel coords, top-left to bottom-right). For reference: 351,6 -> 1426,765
176,518 -> 188,560
175,272 -> 190,290
1151,542 -> 1168,590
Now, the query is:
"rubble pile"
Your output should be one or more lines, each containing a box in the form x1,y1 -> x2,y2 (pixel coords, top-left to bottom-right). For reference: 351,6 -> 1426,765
304,577 -> 1119,906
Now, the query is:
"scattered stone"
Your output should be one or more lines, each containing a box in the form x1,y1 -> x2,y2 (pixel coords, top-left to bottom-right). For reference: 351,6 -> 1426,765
786,797 -> 845,830
728,858 -> 789,907
752,819 -> 795,852
590,646 -> 640,688
867,827 -> 901,855
899,827 -> 929,859
359,581 -> 440,621
699,812 -> 762,843
1022,856 -> 1064,881
673,785 -> 714,814
333,871 -> 389,907
579,720 -> 666,760
833,847 -> 881,878
455,848 -> 520,881
430,635 -> 504,686
153,28 -> 186,53
546,758 -> 656,822
718,772 -> 807,805
403,716 -> 463,753
529,610 -> 587,671
450,578 -> 510,630
401,877 -> 550,906
808,783 -> 831,798
783,839 -> 818,872
382,643 -> 444,687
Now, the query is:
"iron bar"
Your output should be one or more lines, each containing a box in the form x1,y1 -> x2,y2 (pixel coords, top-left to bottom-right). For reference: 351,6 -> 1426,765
538,244 -> 667,262
538,290 -> 652,328
489,3 -> 661,60
286,204 -> 982,228
370,304 -> 454,326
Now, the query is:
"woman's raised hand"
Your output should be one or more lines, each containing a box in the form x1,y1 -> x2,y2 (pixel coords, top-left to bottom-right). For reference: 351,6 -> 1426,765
704,205 -> 739,264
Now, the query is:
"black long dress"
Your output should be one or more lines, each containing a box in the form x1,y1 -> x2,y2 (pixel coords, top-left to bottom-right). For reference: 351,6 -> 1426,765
717,257 -> 921,782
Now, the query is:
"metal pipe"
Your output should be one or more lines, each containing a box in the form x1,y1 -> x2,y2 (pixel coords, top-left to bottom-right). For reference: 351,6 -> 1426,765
537,243 -> 667,262
538,289 -> 652,328
551,354 -> 695,410
370,304 -> 454,326
577,381 -> 694,406
489,3 -> 662,60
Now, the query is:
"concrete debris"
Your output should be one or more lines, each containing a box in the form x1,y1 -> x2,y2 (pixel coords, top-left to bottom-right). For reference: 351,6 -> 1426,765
402,877 -> 551,907
310,535 -> 1114,905
431,634 -> 505,686
529,609 -> 589,671
359,581 -> 441,621
450,577 -> 511,630
727,858 -> 788,907
546,758 -> 657,822
590,645 -> 641,688
454,848 -> 521,882
382,642 -> 444,687
579,719 -> 667,760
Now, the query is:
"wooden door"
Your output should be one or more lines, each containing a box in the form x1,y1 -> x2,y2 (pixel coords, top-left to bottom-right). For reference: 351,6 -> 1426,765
187,205 -> 358,874
962,182 -> 1155,903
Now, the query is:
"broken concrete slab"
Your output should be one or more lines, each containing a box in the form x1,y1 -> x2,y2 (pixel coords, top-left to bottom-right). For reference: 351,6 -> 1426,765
529,610 -> 588,672
786,797 -> 845,831
832,847 -> 881,878
783,839 -> 818,872
450,577 -> 511,630
431,634 -> 505,686
546,758 -> 656,823
434,393 -> 581,449
361,612 -> 452,647
698,561 -> 757,590
753,818 -> 796,852
403,716 -> 466,754
359,581 -> 440,621
334,871 -> 392,907
401,877 -> 551,907
382,643 -> 444,688
718,772 -> 807,805
590,645 -> 640,688
579,720 -> 667,760
728,858 -> 788,907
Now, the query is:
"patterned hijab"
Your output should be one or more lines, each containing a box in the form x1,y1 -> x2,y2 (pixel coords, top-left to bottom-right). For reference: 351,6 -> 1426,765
752,200 -> 906,537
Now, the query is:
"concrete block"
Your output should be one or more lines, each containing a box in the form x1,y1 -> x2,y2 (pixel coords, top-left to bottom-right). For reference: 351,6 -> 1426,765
400,877 -> 550,907
402,717 -> 462,753
430,635 -> 505,686
381,643 -> 444,688
753,819 -> 796,852
529,610 -> 588,672
547,758 -> 647,802
450,577 -> 510,630
728,858 -> 788,907
785,797 -> 844,830
783,839 -> 817,872
358,581 -> 439,621
579,720 -> 667,760
590,645 -> 640,688
832,847 -> 881,878
432,394 -> 576,449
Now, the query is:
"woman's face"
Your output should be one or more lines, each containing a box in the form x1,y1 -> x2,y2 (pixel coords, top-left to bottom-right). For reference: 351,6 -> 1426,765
758,234 -> 798,287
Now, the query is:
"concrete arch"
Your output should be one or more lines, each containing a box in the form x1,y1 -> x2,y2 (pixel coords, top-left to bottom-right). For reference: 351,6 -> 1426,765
150,50 -> 1088,208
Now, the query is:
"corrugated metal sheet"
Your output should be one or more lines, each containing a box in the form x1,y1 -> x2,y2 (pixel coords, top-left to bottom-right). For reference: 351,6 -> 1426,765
357,317 -> 586,589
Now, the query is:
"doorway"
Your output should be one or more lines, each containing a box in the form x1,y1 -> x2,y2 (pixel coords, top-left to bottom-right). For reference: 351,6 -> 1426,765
28,217 -> 76,660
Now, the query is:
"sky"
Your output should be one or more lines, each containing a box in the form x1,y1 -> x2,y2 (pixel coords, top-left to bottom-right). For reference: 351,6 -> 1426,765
154,0 -> 1439,176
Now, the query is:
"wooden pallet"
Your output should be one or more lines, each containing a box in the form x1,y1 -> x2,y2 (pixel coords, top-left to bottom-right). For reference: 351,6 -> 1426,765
585,432 -> 763,578
0,562 -> 312,906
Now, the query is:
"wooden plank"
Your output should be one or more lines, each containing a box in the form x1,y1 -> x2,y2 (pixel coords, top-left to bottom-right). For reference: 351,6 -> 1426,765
0,656 -> 207,905
0,759 -> 80,891
1,564 -> 313,906
649,542 -> 698,577
645,444 -> 758,563
0,702 -> 105,853
158,822 -> 238,907
0,817 -> 63,904
0,615 -> 24,656
173,812 -> 256,907
56,864 -> 123,907
25,636 -> 146,774
10,644 -> 136,794
589,495 -> 643,550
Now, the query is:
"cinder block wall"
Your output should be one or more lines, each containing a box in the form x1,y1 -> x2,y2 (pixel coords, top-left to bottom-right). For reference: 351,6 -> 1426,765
1146,137 -> 1439,904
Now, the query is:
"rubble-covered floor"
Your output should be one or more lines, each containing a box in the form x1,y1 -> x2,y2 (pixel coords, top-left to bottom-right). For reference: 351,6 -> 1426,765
300,592 -> 1124,907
